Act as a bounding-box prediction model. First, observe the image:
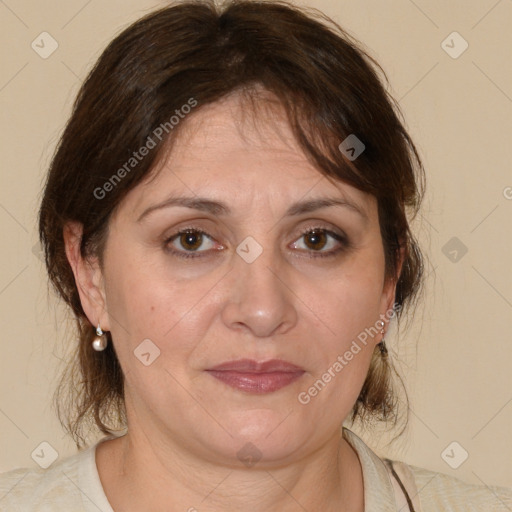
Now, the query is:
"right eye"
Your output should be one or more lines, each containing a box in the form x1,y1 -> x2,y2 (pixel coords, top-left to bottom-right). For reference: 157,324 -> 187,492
164,228 -> 222,259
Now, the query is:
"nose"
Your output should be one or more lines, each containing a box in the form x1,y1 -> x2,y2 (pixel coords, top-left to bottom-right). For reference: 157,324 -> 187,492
220,242 -> 298,339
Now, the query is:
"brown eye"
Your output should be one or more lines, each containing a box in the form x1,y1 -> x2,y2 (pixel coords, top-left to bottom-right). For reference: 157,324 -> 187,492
164,228 -> 218,259
303,230 -> 328,250
290,227 -> 348,258
179,231 -> 204,251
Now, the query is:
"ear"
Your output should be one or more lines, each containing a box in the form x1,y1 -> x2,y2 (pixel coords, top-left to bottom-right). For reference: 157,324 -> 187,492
63,221 -> 110,331
380,244 -> 406,323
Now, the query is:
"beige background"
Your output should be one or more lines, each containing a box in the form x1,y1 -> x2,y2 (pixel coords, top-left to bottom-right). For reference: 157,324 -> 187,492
1,0 -> 511,491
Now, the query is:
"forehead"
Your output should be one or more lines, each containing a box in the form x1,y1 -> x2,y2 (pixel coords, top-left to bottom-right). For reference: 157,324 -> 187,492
122,92 -> 376,221
165,93 -> 317,175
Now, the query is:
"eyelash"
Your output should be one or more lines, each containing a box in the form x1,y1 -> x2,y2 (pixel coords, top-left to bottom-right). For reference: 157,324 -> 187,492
163,225 -> 349,260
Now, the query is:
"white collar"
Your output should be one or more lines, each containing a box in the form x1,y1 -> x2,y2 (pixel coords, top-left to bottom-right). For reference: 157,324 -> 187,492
343,427 -> 400,511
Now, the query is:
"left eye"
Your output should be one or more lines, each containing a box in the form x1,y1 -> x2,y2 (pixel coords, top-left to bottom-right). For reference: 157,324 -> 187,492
290,228 -> 345,255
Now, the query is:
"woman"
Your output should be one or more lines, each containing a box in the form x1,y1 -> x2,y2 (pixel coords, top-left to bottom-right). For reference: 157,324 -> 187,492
1,1 -> 510,510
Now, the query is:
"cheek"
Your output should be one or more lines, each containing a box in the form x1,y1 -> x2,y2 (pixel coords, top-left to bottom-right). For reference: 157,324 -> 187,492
297,272 -> 382,420
102,245 -> 216,362
296,247 -> 385,409
310,251 -> 385,346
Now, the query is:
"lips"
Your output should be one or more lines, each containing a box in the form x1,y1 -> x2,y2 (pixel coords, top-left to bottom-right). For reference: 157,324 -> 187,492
205,359 -> 305,393
207,358 -> 304,373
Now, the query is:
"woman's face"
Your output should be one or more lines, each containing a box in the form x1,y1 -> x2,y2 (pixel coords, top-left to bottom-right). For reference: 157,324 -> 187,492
77,94 -> 399,465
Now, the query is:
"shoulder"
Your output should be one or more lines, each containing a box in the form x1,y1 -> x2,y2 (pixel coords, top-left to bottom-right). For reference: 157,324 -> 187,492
401,461 -> 512,511
0,448 -> 89,511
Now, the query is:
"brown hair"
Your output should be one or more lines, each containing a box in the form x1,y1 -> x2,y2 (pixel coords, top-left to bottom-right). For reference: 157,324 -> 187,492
39,0 -> 425,447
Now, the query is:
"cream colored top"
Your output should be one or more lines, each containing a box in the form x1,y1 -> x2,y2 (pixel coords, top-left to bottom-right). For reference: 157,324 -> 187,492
1,428 -> 510,511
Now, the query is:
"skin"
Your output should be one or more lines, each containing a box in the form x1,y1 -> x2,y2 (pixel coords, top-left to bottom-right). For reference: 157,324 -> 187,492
65,91 -> 403,512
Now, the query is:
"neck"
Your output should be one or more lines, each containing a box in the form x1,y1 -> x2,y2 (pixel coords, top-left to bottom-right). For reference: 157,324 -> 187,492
96,426 -> 364,512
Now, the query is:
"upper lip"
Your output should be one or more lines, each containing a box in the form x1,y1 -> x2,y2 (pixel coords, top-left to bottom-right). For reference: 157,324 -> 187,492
207,359 -> 304,373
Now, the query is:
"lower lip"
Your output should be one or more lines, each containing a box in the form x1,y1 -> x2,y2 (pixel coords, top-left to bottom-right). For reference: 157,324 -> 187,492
206,370 -> 305,393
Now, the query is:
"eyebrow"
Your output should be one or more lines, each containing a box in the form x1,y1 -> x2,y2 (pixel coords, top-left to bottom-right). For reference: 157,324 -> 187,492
136,195 -> 368,223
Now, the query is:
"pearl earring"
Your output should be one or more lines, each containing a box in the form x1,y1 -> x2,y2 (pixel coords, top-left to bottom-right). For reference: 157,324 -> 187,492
92,324 -> 108,351
376,320 -> 388,356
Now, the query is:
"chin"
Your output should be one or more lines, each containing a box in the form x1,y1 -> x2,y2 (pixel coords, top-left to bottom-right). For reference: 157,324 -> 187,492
195,410 -> 307,465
